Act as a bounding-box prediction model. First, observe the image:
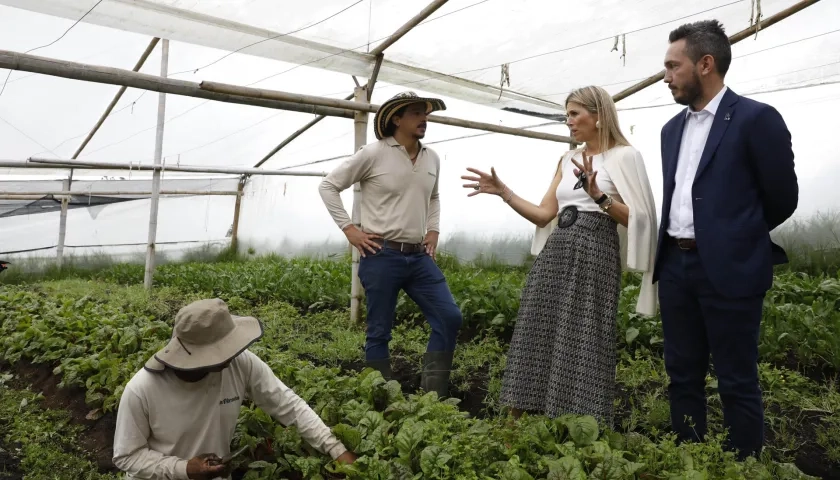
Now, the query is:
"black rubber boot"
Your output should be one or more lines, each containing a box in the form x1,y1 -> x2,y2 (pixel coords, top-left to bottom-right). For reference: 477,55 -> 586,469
420,351 -> 454,399
365,358 -> 393,381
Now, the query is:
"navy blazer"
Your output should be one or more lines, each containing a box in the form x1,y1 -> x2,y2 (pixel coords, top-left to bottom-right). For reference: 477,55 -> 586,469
653,88 -> 798,298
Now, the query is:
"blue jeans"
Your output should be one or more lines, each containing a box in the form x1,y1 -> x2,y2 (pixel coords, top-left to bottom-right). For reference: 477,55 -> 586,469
357,245 -> 463,361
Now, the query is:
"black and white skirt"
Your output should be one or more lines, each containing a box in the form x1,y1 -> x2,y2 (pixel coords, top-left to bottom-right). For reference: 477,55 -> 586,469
500,209 -> 621,426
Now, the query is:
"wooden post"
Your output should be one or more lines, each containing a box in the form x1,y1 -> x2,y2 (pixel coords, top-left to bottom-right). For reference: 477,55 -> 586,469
350,86 -> 368,324
56,176 -> 70,267
144,39 -> 169,291
230,176 -> 246,253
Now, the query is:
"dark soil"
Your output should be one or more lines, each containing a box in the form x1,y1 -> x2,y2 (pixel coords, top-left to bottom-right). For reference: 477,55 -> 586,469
449,363 -> 492,419
0,444 -> 23,480
784,410 -> 840,480
0,360 -> 118,473
778,351 -> 840,389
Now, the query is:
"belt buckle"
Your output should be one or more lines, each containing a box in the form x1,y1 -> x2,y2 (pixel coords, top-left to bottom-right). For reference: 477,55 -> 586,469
558,205 -> 578,228
676,238 -> 692,250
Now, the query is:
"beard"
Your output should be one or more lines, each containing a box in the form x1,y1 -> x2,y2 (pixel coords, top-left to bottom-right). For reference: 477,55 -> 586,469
672,71 -> 703,107
412,123 -> 427,139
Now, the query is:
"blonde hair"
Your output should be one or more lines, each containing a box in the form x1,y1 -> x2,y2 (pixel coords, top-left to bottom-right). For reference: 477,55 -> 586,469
565,86 -> 631,154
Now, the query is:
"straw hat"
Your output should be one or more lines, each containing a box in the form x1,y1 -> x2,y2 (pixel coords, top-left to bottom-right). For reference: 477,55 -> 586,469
374,91 -> 446,140
144,298 -> 263,372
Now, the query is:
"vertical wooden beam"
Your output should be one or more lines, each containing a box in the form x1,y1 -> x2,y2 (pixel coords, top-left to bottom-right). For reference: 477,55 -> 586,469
56,177 -> 70,266
350,85 -> 368,323
144,39 -> 169,291
230,176 -> 246,252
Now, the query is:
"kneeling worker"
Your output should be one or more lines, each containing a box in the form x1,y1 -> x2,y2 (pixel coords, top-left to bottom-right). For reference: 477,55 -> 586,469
113,298 -> 356,479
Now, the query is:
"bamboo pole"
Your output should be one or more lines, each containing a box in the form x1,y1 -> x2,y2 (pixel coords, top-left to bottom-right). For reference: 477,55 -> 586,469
145,39 -> 169,291
612,0 -> 821,102
369,0 -> 449,56
56,40 -> 162,270
0,50 -> 354,119
0,48 -> 570,143
254,93 -> 356,168
350,86 -> 368,324
56,178 -> 70,267
0,190 -> 239,196
27,158 -> 328,176
200,81 -> 574,143
0,195 -> 69,200
73,38 -> 161,158
367,55 -> 384,101
230,176 -> 246,252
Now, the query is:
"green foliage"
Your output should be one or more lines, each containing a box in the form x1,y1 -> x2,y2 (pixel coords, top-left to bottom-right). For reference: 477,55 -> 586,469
82,256 -> 840,375
0,278 -> 829,479
0,385 -> 118,479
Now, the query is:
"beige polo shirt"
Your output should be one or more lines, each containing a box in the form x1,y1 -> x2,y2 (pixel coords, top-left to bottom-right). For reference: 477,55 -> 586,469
112,350 -> 347,480
319,136 -> 441,244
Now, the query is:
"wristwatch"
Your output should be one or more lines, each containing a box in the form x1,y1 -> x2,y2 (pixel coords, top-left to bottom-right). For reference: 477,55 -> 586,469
596,194 -> 613,212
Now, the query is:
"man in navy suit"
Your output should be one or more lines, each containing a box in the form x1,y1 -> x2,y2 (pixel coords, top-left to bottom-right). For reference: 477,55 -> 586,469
654,20 -> 798,460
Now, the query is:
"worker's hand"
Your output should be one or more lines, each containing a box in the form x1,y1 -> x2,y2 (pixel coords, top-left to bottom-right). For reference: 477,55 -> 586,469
336,451 -> 358,464
186,453 -> 226,479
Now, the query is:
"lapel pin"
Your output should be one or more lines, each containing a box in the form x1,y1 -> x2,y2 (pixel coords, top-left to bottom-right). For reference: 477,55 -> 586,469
724,113 -> 731,121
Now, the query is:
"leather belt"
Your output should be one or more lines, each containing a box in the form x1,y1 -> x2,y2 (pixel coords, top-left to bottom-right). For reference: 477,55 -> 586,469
669,236 -> 697,251
373,239 -> 425,254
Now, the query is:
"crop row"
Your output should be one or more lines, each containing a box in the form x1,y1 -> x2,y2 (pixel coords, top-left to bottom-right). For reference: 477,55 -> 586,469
0,280 -> 822,479
87,256 -> 840,373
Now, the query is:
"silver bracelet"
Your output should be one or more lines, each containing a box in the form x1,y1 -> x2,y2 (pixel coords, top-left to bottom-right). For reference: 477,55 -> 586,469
501,186 -> 514,203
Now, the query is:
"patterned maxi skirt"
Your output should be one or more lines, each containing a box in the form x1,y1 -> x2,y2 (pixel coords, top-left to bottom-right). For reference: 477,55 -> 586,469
499,209 -> 621,426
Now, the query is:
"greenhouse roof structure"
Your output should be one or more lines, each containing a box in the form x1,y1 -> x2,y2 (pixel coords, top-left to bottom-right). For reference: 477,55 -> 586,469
0,0 -> 838,298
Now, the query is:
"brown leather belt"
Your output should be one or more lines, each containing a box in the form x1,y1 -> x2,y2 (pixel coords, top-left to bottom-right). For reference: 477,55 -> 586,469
373,239 -> 425,254
669,236 -> 697,251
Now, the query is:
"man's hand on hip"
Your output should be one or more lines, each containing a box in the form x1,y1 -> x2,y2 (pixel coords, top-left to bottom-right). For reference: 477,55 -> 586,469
423,231 -> 440,260
343,225 -> 382,257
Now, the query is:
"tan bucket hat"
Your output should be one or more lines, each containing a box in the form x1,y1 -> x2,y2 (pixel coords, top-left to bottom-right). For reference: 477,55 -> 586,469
144,298 -> 263,372
374,91 -> 446,140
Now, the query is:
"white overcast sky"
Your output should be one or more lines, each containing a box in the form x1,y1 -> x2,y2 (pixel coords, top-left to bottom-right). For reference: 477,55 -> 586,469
0,1 -> 838,255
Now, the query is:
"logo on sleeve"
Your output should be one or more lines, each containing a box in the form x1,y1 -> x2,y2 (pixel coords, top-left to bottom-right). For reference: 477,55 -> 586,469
220,395 -> 241,405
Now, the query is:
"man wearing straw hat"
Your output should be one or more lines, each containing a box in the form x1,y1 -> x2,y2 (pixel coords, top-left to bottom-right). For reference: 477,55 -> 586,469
112,298 -> 356,479
318,91 -> 463,399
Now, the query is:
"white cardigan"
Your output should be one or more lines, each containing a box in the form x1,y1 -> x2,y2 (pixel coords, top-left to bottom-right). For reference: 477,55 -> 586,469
531,145 -> 659,316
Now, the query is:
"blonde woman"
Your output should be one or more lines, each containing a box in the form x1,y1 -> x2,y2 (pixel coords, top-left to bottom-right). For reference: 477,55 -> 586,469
462,86 -> 658,426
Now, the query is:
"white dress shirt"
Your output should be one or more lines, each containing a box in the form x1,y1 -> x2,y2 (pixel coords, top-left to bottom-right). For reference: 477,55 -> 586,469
666,86 -> 728,239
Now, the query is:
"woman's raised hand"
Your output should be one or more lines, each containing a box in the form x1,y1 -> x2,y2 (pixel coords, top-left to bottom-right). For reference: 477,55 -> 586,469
462,167 -> 505,197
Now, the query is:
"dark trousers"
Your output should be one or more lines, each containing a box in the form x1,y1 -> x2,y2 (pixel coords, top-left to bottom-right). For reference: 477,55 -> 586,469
357,246 -> 463,361
657,240 -> 765,460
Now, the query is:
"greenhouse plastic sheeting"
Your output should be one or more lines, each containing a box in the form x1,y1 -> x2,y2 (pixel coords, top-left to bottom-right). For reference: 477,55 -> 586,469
4,0 -> 840,115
